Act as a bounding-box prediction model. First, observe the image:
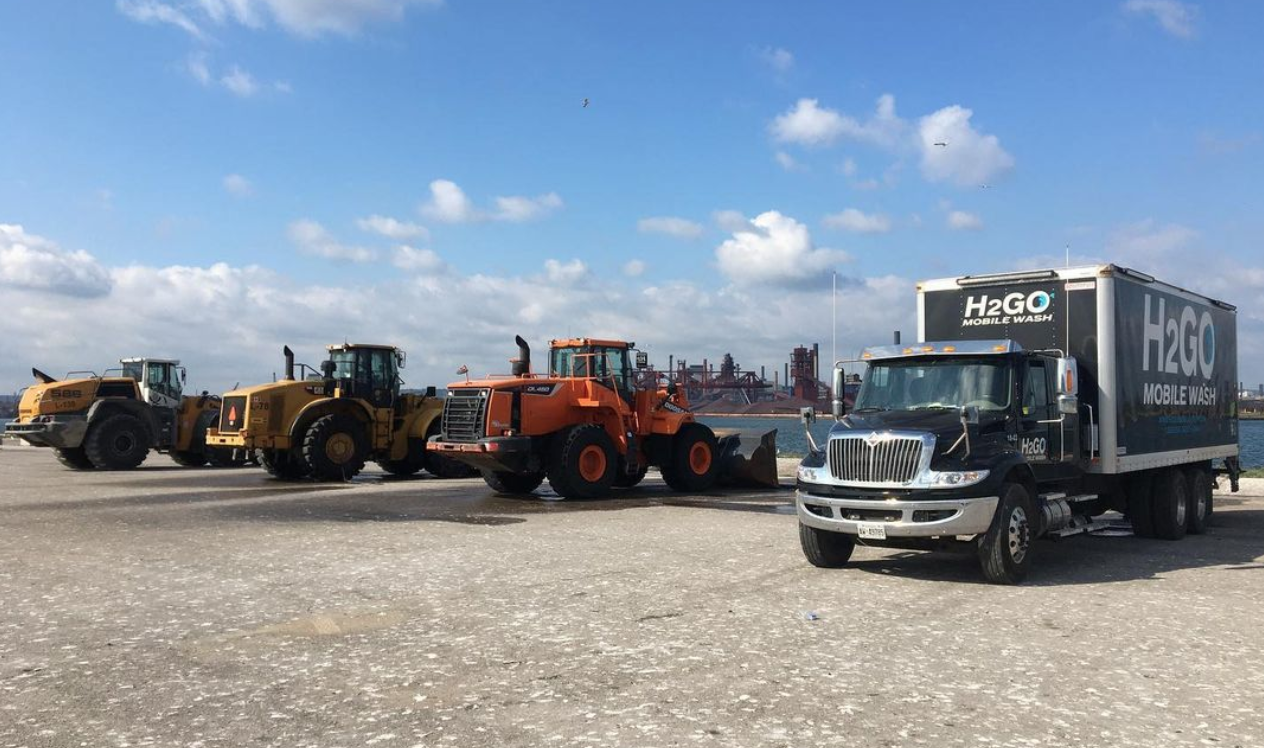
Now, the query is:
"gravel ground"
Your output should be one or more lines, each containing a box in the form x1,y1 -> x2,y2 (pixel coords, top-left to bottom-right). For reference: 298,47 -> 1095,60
1,444 -> 1262,748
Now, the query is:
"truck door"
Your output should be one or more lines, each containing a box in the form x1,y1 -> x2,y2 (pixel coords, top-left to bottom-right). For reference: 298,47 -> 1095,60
1018,359 -> 1058,478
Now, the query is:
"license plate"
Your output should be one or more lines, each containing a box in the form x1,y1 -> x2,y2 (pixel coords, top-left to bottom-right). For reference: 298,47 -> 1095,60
857,523 -> 887,540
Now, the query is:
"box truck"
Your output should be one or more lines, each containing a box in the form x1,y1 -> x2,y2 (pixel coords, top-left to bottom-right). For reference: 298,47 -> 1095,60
795,264 -> 1242,583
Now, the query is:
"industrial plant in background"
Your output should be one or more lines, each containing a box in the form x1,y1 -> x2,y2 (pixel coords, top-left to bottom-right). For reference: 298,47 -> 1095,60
652,344 -> 861,416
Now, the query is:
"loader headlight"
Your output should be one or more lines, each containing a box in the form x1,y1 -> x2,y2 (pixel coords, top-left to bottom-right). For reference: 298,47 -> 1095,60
923,470 -> 989,487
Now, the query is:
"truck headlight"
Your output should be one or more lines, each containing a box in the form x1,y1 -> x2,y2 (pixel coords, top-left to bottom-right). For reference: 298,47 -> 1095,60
924,470 -> 989,487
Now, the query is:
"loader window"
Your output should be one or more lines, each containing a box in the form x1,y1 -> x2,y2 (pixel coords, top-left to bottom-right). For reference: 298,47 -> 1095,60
145,362 -> 182,401
122,362 -> 144,381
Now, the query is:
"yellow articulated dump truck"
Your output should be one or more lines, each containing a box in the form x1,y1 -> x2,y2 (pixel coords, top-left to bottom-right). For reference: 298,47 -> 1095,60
4,358 -> 241,470
206,344 -> 475,481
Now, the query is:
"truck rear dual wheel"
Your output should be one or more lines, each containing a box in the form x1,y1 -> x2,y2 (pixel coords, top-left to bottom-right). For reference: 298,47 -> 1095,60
547,424 -> 617,499
482,470 -> 545,494
1185,468 -> 1211,535
1151,469 -> 1189,541
302,414 -> 368,481
55,447 -> 95,470
661,423 -> 720,492
799,522 -> 855,568
84,413 -> 150,470
978,482 -> 1036,585
1126,472 -> 1157,538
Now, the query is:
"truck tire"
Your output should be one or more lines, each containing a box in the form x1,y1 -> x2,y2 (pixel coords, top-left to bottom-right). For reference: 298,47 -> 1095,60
378,438 -> 426,477
302,414 -> 368,481
54,447 -> 95,470
1185,468 -> 1211,534
799,521 -> 855,568
978,482 -> 1036,585
615,465 -> 649,488
661,423 -> 719,492
170,450 -> 208,467
482,470 -> 545,495
260,448 -> 310,480
1152,468 -> 1189,540
84,413 -> 150,470
547,424 -> 617,499
1126,472 -> 1156,539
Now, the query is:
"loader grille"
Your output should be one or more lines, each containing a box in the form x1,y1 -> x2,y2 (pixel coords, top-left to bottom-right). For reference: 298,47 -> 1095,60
219,396 -> 247,434
442,388 -> 489,443
828,434 -> 926,486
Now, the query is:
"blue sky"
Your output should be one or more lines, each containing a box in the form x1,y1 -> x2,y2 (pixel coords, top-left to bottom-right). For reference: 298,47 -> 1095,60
2,0 -> 1262,392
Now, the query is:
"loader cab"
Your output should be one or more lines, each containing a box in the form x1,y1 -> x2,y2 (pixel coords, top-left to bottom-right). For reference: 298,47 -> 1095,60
325,344 -> 402,409
549,339 -> 635,400
120,358 -> 184,408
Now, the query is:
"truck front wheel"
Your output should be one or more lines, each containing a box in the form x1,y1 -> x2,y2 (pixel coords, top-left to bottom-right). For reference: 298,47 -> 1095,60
799,522 -> 855,568
978,482 -> 1036,585
1151,468 -> 1189,540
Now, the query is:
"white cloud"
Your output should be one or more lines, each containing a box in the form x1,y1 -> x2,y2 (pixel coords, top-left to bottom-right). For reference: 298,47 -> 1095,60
1123,0 -> 1197,38
759,46 -> 794,73
0,224 -> 113,298
770,95 -> 906,149
715,211 -> 850,287
823,208 -> 892,234
774,151 -> 806,172
712,210 -> 750,233
917,106 -> 1015,186
117,0 -> 208,40
946,210 -> 984,231
637,216 -> 704,240
222,173 -> 254,197
623,260 -> 646,277
392,245 -> 446,273
543,259 -> 589,285
357,214 -> 429,241
221,66 -> 259,97
420,179 -> 564,224
287,219 -> 376,262
493,193 -> 563,222
188,52 -> 212,85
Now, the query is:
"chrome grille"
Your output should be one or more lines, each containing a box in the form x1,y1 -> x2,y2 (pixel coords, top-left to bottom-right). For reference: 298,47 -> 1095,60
828,434 -> 924,485
442,388 -> 489,443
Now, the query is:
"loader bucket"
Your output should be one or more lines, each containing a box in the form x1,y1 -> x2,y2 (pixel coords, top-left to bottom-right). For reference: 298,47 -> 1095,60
713,427 -> 781,489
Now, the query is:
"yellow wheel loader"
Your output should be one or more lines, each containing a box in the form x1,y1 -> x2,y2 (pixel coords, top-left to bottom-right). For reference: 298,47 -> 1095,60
205,344 -> 476,481
4,358 -> 241,470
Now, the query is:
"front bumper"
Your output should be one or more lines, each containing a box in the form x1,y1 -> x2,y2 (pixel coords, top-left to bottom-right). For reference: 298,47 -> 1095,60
4,415 -> 88,449
428,435 -> 536,474
796,486 -> 999,538
205,430 -> 290,451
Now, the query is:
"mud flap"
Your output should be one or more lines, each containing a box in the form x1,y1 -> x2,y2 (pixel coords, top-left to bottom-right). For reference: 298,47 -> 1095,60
714,428 -> 780,489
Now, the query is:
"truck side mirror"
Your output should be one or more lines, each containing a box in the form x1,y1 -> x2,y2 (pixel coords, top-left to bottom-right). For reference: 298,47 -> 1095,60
960,405 -> 980,425
800,406 -> 816,426
1058,394 -> 1078,415
635,351 -> 648,370
1057,357 -> 1079,396
831,367 -> 846,419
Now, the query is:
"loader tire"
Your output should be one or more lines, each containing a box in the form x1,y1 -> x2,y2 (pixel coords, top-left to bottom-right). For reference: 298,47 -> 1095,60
378,438 -> 426,477
261,448 -> 310,481
302,414 -> 368,481
54,447 -> 95,471
84,413 -> 150,470
482,470 -> 545,495
426,453 -> 478,479
661,423 -> 719,493
1152,468 -> 1189,541
615,465 -> 648,488
546,424 -> 616,499
170,450 -> 208,467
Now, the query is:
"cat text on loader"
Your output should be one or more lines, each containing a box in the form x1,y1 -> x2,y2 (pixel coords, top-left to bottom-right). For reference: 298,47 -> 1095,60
429,336 -> 779,498
205,344 -> 473,481
4,358 -> 238,470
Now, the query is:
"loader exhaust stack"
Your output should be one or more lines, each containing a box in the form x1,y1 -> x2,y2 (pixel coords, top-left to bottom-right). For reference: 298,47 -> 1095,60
283,346 -> 295,381
512,335 -> 531,377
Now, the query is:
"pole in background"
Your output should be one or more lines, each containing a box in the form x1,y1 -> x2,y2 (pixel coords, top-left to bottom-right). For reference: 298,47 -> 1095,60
831,271 -> 837,368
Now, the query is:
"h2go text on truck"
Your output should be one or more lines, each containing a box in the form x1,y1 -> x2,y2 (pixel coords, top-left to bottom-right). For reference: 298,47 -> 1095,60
796,264 -> 1241,584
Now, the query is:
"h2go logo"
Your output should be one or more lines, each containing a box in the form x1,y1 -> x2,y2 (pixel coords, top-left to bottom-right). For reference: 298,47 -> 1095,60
1142,294 -> 1215,379
962,290 -> 1054,326
1020,437 -> 1048,459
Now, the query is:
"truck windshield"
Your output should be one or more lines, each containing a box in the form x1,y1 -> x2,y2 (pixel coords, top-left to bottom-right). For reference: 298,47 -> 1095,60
853,357 -> 1013,413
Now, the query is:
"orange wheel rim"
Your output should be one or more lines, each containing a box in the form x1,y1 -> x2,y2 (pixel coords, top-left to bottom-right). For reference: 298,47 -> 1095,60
578,445 -> 607,482
688,442 -> 712,475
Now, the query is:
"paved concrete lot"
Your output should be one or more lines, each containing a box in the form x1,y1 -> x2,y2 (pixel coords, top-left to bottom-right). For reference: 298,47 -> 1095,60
2,445 -> 1262,748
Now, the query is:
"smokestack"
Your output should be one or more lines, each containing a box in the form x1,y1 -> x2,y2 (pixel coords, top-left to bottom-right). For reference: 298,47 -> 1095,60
512,335 -> 531,377
813,343 -> 820,382
283,346 -> 295,381
785,362 -> 789,386
894,330 -> 901,345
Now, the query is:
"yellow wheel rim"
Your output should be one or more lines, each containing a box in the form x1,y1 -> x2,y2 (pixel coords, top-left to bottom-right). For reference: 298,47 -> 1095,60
325,433 -> 355,464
